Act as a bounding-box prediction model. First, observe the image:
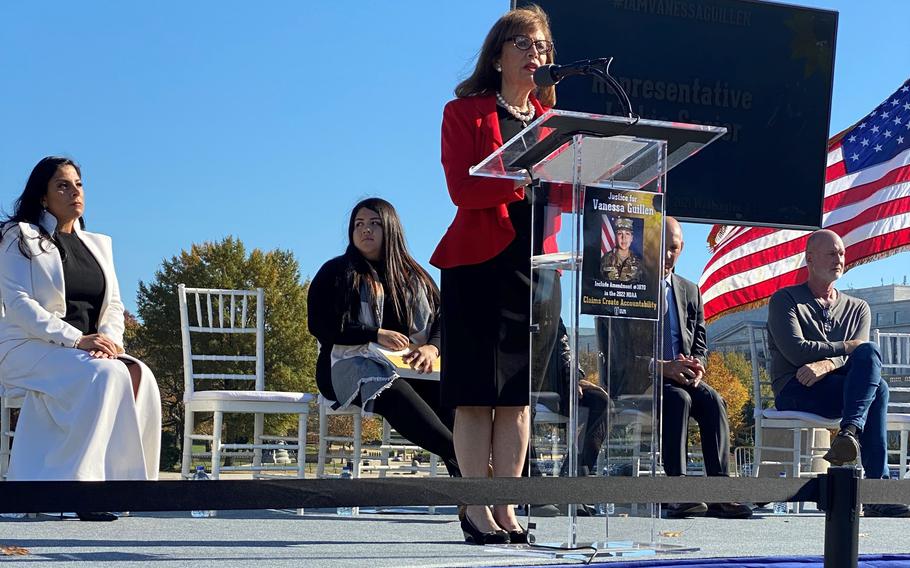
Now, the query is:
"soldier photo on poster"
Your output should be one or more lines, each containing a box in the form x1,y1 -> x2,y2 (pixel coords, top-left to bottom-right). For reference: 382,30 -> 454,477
600,216 -> 642,284
581,187 -> 663,319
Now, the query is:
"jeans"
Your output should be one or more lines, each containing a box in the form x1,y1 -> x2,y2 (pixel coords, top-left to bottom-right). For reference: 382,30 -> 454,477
775,342 -> 889,479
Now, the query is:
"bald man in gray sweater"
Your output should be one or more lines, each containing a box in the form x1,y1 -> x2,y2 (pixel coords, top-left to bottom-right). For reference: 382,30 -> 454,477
767,230 -> 909,517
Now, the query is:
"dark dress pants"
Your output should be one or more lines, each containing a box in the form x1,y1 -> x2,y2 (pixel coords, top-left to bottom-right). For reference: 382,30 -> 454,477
662,380 -> 730,477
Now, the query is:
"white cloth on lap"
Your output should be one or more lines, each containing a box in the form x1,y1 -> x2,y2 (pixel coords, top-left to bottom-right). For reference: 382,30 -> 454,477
329,278 -> 433,413
2,341 -> 161,481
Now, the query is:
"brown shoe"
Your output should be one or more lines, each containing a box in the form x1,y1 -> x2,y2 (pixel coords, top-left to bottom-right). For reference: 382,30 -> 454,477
823,429 -> 860,465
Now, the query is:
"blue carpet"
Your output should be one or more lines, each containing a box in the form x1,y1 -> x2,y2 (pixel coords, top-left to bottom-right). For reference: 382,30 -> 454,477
514,554 -> 910,568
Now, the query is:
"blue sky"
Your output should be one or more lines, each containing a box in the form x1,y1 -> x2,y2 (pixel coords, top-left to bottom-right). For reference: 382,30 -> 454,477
1,1 -> 908,315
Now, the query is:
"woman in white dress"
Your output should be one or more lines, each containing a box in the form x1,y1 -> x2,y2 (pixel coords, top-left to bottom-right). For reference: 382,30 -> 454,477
0,156 -> 161,521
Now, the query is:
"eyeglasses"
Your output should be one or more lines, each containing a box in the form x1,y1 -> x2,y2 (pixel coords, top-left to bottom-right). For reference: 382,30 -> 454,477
505,35 -> 554,54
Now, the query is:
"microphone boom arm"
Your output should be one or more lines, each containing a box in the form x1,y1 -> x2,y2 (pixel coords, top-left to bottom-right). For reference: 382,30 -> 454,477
585,58 -> 638,123
552,57 -> 638,123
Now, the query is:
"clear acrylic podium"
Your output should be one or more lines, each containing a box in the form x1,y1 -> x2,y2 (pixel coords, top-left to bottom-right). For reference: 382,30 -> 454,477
471,109 -> 726,557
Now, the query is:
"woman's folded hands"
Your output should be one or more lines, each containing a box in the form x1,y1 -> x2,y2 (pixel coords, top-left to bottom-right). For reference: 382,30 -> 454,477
75,333 -> 120,359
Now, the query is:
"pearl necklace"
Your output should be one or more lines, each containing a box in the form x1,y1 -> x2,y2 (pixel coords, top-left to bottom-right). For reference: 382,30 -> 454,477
496,92 -> 535,123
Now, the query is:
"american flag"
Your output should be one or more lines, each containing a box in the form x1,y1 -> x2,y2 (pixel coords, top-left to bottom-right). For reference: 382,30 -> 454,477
699,79 -> 910,322
601,214 -> 616,255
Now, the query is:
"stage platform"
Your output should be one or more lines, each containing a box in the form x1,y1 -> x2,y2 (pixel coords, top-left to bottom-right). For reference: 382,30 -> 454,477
2,507 -> 909,567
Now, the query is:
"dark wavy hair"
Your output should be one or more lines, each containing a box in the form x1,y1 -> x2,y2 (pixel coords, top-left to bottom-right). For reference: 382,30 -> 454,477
341,197 -> 440,331
454,3 -> 556,107
1,156 -> 85,258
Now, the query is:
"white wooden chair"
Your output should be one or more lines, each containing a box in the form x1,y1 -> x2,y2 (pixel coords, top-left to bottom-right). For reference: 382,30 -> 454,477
178,285 -> 313,480
532,395 -> 667,478
315,394 -> 365,479
530,396 -> 570,476
1,385 -> 41,517
377,419 -> 440,479
316,395 -> 442,478
874,329 -> 910,478
315,392 -> 441,514
749,323 -> 839,481
734,445 -> 754,478
0,386 -> 24,480
611,404 -> 654,478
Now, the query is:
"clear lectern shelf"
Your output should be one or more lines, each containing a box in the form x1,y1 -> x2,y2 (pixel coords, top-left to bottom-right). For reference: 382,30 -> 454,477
531,251 -> 581,270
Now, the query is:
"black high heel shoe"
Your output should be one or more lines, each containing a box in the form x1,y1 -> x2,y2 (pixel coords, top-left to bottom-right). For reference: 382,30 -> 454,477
460,514 -> 510,545
76,512 -> 118,522
507,526 -> 530,545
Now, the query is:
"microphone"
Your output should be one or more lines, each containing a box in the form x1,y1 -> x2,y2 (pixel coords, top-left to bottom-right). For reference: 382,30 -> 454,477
533,59 -> 608,87
533,57 -> 639,122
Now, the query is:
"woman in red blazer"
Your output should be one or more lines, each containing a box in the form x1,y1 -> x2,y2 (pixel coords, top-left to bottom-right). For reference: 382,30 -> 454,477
430,4 -> 558,545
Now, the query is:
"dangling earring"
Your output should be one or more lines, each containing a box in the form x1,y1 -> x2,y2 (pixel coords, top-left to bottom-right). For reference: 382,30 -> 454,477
494,62 -> 502,72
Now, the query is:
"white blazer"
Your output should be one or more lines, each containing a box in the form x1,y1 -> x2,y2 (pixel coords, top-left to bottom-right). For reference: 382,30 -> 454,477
0,211 -> 125,371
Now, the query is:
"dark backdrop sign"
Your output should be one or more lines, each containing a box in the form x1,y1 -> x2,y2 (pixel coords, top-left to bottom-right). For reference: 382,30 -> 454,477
523,0 -> 837,229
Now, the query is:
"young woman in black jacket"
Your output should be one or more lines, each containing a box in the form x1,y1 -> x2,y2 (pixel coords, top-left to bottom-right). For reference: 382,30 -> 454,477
307,198 -> 458,476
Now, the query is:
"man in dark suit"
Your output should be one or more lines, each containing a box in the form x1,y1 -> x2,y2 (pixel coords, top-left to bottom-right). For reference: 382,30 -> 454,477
596,218 -> 750,518
658,218 -> 751,519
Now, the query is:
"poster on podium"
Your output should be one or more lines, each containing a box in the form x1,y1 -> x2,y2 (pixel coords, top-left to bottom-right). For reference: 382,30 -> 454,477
581,187 -> 663,319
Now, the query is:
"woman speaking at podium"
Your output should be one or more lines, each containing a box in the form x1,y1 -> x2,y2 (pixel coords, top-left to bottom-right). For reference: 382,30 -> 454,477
430,4 -> 557,545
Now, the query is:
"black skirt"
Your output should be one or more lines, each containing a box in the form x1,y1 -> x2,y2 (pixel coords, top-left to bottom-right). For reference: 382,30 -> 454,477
440,197 -> 561,407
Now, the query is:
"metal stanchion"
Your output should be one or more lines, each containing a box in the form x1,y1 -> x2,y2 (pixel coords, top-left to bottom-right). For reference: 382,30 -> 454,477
820,466 -> 860,568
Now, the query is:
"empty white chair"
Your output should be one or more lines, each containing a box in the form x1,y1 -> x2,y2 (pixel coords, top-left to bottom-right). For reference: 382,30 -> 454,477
178,285 -> 313,479
875,329 -> 910,478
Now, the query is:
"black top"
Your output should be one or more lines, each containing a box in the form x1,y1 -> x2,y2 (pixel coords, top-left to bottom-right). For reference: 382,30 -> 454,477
55,232 -> 106,335
307,254 -> 441,401
498,106 -> 546,259
370,261 -> 408,335
497,104 -> 528,143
